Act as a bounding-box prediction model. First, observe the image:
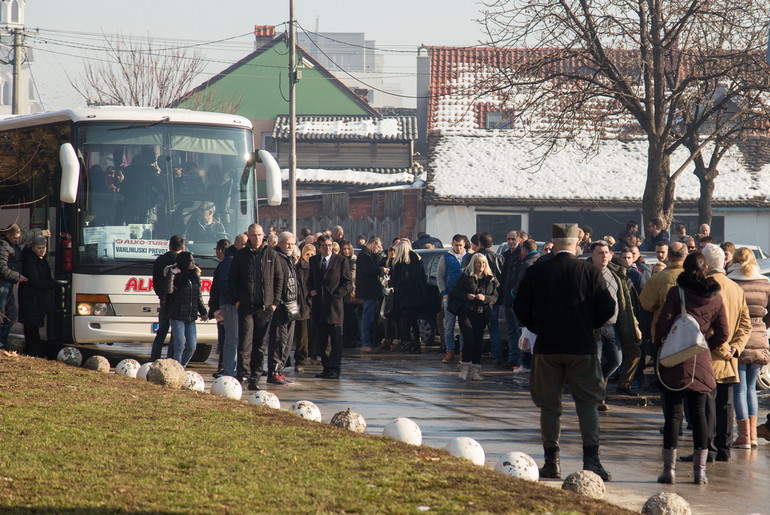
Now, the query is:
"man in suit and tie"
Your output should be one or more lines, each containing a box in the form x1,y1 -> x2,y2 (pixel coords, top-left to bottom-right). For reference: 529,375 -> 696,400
309,234 -> 353,379
514,223 -> 616,482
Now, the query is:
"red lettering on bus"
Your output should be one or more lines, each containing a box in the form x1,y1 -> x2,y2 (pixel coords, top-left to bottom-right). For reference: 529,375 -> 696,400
124,277 -> 154,292
201,279 -> 211,293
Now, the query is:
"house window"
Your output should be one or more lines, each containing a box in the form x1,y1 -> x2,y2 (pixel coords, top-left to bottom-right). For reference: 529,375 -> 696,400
476,214 -> 522,244
485,111 -> 512,129
260,132 -> 276,156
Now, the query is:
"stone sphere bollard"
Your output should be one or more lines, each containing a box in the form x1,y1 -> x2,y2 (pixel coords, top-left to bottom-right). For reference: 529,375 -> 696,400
115,359 -> 141,378
210,376 -> 242,399
445,437 -> 485,466
561,470 -> 606,499
494,452 -> 539,481
248,391 -> 281,409
330,409 -> 367,433
382,418 -> 422,446
83,355 -> 110,373
5,338 -> 24,353
136,362 -> 152,381
641,492 -> 692,515
57,347 -> 82,366
290,401 -> 322,422
146,359 -> 185,389
182,371 -> 205,392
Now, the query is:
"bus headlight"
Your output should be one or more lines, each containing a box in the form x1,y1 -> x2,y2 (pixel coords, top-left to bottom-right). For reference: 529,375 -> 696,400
92,303 -> 109,316
76,294 -> 114,316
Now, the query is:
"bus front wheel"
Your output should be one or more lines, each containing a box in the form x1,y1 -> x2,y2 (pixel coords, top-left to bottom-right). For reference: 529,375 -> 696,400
190,344 -> 212,363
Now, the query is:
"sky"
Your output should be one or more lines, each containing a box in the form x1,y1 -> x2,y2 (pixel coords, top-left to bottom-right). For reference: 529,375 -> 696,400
24,0 -> 489,111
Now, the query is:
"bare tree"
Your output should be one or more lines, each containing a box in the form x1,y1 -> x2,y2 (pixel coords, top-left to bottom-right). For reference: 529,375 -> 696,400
70,33 -> 206,108
175,86 -> 243,114
480,0 -> 770,229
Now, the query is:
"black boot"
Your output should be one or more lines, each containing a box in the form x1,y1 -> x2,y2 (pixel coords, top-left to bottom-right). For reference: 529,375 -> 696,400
657,448 -> 676,484
582,445 -> 611,481
693,448 -> 708,484
539,446 -> 561,479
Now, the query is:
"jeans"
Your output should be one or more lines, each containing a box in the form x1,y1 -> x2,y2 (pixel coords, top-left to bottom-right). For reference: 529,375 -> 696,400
169,319 -> 197,367
0,281 -> 18,346
596,325 -> 621,381
219,303 -> 239,377
488,304 -> 502,362
360,299 -> 377,349
442,297 -> 463,352
504,306 -> 521,364
734,362 -> 761,420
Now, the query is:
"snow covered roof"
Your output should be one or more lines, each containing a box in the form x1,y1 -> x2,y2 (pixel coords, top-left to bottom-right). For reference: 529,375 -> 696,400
273,115 -> 417,142
282,167 -> 416,186
427,133 -> 770,205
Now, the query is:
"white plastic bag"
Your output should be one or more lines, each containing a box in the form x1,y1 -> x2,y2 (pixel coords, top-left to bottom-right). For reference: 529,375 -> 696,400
518,328 -> 536,353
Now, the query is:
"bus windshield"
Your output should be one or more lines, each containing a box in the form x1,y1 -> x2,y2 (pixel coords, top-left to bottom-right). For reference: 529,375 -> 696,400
76,122 -> 253,263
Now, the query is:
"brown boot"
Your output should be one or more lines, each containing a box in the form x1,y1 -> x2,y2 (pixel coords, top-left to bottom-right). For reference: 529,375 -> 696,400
749,415 -> 758,447
732,419 -> 751,449
442,351 -> 456,363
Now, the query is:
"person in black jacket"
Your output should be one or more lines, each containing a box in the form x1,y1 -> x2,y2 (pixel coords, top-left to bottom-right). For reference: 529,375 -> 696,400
229,223 -> 284,390
266,232 -> 299,386
449,252 -> 498,381
293,243 -> 315,372
463,232 -> 504,365
355,236 -> 384,353
514,223 -> 615,482
309,234 -> 352,379
150,235 -> 184,361
0,223 -> 50,349
389,240 -> 427,353
163,252 -> 208,367
18,236 -> 57,358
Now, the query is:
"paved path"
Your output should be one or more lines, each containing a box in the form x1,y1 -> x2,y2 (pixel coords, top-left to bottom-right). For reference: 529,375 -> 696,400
82,342 -> 770,514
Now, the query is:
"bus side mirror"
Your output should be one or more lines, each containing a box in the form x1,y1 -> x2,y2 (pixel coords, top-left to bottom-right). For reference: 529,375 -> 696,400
258,150 -> 282,207
59,143 -> 80,203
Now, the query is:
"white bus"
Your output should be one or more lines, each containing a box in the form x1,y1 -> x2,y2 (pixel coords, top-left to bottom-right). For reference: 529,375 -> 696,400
0,107 -> 279,361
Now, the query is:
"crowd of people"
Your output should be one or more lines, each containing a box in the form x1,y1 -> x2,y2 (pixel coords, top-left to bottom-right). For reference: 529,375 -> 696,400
4,215 -> 770,486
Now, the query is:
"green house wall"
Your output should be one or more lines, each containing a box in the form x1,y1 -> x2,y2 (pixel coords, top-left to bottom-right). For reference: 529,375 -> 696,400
179,40 -> 372,119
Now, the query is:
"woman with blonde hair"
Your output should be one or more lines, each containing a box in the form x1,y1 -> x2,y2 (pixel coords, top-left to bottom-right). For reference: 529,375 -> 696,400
389,239 -> 427,353
727,247 -> 770,448
448,253 -> 498,380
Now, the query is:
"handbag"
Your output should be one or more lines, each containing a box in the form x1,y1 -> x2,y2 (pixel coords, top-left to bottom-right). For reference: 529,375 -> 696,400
282,299 -> 301,321
658,287 -> 709,368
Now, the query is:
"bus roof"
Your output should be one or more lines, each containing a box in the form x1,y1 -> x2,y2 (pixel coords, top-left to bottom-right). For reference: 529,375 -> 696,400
0,107 -> 253,130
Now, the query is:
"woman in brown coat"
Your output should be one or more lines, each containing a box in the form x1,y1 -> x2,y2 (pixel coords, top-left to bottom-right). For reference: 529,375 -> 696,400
655,252 -> 729,485
727,247 -> 770,448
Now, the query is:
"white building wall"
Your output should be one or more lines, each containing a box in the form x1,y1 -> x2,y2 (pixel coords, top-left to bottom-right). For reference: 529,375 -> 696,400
425,204 -> 476,244
723,210 -> 770,252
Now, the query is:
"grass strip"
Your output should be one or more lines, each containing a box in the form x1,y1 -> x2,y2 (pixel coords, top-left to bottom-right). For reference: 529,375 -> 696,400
0,353 -> 634,514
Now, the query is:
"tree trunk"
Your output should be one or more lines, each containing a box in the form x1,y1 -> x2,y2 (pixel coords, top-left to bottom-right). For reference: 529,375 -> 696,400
693,159 -> 715,226
642,140 -> 675,230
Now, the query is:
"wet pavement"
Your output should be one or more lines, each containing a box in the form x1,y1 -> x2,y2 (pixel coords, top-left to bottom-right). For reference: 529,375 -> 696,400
76,342 -> 770,514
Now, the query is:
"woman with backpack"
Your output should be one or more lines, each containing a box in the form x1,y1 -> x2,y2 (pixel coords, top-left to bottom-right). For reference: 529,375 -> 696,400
655,252 -> 729,485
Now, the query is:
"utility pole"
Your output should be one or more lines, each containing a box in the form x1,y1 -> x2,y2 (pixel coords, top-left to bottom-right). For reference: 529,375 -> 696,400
288,0 -> 298,236
11,27 -> 21,114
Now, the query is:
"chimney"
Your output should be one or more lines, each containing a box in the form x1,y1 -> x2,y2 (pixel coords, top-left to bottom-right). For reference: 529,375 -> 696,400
254,25 -> 276,51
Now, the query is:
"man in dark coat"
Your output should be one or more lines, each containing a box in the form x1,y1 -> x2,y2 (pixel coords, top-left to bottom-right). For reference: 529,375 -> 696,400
266,232 -> 299,386
0,223 -> 50,349
309,234 -> 352,379
355,236 -> 384,353
514,223 -> 616,482
150,235 -> 185,361
229,223 -> 284,390
19,236 -> 57,358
